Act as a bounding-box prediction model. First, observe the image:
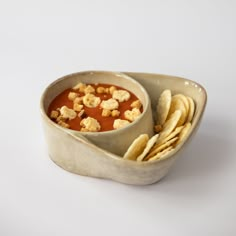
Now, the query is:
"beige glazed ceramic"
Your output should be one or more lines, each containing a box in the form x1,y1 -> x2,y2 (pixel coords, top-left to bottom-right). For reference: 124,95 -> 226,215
40,71 -> 207,185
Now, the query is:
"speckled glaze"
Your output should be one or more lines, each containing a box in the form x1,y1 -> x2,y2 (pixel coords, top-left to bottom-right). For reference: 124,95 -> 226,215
40,71 -> 207,185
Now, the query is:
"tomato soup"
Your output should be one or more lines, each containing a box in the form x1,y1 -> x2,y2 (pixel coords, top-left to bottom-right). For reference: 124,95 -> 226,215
48,82 -> 143,132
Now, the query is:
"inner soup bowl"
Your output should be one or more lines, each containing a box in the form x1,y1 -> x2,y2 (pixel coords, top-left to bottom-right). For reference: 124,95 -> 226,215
41,71 -> 154,156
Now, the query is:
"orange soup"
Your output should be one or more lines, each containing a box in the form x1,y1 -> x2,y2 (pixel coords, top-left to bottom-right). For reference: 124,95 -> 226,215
48,82 -> 143,132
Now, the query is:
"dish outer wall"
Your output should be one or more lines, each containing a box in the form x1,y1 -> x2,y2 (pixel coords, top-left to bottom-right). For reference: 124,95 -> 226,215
41,72 -> 207,185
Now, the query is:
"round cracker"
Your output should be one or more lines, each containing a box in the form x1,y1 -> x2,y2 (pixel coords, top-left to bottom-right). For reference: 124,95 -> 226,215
148,146 -> 174,162
123,134 -> 149,160
145,136 -> 178,160
167,96 -> 187,126
175,122 -> 191,146
156,125 -> 184,147
186,96 -> 195,123
158,109 -> 182,140
172,94 -> 189,114
159,147 -> 175,161
156,89 -> 172,125
149,126 -> 183,154
137,134 -> 159,162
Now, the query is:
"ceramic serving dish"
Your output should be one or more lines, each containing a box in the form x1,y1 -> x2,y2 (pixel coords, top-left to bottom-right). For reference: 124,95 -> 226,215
40,71 -> 207,185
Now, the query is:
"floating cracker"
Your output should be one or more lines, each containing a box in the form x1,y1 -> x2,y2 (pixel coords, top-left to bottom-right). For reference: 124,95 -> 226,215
158,109 -> 182,140
167,96 -> 187,126
156,90 -> 172,126
148,146 -> 174,162
136,134 -> 159,162
186,96 -> 195,123
145,136 -> 178,160
175,122 -> 192,146
123,134 -> 149,160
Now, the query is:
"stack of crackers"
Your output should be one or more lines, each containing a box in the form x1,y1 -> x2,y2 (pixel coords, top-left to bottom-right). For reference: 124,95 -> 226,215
123,89 -> 195,162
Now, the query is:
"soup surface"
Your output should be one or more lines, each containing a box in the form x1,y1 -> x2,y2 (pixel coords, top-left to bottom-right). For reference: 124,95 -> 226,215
48,82 -> 143,132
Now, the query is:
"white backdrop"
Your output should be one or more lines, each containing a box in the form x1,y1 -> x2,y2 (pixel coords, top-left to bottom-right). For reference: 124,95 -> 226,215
0,1 -> 235,235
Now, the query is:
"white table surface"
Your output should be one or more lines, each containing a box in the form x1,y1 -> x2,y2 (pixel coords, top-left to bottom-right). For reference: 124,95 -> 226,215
0,1 -> 235,235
